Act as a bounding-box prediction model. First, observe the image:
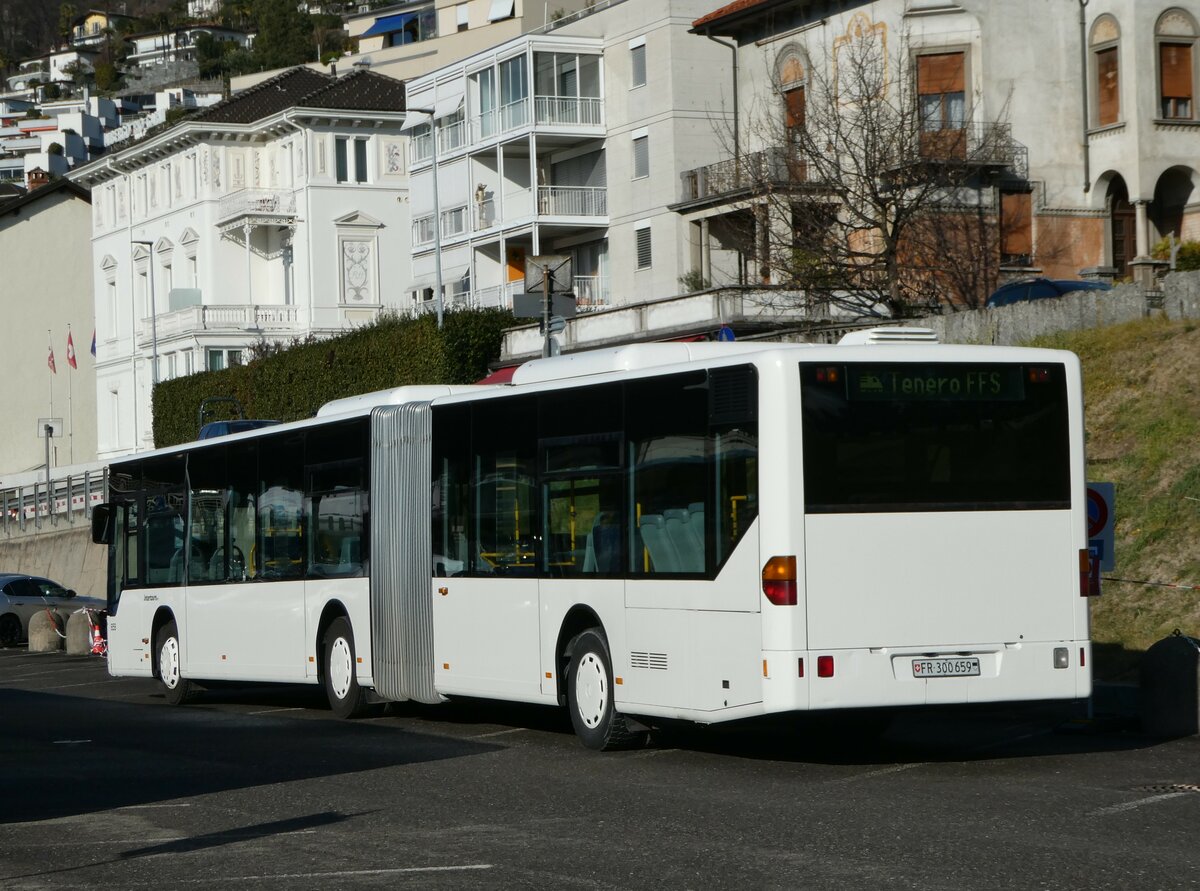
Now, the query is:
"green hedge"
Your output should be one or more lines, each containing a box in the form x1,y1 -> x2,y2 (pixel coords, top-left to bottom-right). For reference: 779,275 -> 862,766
152,308 -> 512,447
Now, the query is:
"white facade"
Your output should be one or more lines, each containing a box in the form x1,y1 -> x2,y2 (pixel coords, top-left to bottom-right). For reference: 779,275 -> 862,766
70,69 -> 413,459
404,0 -> 735,315
125,27 -> 252,69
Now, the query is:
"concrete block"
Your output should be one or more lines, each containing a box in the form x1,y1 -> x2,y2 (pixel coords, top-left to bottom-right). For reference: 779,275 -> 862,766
65,610 -> 94,656
1140,634 -> 1200,738
28,609 -> 64,652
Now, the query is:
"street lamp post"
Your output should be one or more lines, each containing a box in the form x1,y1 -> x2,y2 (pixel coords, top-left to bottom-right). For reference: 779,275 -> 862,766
131,239 -> 159,385
408,107 -> 444,328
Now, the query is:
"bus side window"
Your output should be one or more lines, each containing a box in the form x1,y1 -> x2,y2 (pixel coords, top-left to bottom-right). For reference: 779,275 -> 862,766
124,500 -> 140,588
260,433 -> 306,581
471,397 -> 538,575
432,404 -> 470,578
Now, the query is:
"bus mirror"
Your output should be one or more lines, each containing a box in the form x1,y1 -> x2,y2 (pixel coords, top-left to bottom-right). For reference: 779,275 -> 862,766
91,504 -> 113,545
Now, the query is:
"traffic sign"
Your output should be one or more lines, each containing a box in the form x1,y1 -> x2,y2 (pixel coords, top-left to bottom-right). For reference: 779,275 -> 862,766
1086,482 -> 1115,571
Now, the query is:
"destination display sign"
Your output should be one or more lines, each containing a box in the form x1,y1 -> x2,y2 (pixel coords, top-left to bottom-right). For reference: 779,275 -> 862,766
843,364 -> 1028,402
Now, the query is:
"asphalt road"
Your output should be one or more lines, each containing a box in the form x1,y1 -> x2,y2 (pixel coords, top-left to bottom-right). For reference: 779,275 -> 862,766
1,647 -> 1197,890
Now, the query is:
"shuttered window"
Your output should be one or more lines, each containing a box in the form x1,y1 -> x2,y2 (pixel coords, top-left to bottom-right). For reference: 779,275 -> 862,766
1160,43 -> 1193,119
632,133 -> 649,179
636,225 -> 652,269
1096,47 -> 1119,126
784,86 -> 805,132
1000,191 -> 1033,262
917,52 -> 965,131
631,43 -> 646,88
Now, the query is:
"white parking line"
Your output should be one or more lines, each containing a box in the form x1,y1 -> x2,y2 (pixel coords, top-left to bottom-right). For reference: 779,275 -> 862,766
5,667 -> 91,680
83,864 -> 495,886
1089,792 -> 1191,816
116,803 -> 194,809
38,680 -> 124,690
245,707 -> 304,716
829,762 -> 927,785
473,728 -> 525,739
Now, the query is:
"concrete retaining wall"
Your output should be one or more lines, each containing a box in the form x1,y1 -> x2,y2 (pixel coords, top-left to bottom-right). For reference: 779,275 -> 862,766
0,526 -> 106,599
926,271 -> 1200,346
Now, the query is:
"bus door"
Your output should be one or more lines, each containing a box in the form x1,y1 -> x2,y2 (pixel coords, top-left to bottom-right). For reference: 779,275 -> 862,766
431,401 -> 543,702
107,499 -> 151,677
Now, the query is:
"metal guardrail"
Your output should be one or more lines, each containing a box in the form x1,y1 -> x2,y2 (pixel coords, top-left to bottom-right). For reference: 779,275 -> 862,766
1,468 -> 107,537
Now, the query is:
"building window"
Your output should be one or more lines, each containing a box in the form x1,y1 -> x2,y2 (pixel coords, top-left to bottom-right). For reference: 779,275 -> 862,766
207,348 -> 242,372
1160,43 -> 1193,118
1090,15 -> 1121,127
1156,10 -> 1198,120
413,215 -> 435,246
457,3 -> 468,31
917,52 -> 965,132
635,222 -> 652,269
441,205 -> 467,238
335,137 -> 348,182
335,136 -> 370,183
630,37 -> 646,88
632,130 -> 649,180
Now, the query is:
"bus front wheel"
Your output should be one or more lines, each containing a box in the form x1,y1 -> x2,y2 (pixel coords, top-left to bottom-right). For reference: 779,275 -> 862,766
567,628 -> 647,751
322,617 -> 368,719
155,619 -> 194,706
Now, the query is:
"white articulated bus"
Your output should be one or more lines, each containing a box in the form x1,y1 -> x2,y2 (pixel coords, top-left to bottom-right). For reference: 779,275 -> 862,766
93,330 -> 1093,750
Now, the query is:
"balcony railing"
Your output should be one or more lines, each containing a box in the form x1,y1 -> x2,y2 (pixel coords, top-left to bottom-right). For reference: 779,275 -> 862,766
472,197 -> 497,231
538,185 -> 607,217
573,275 -> 610,309
534,95 -> 603,127
217,189 -> 297,225
678,148 -> 808,204
437,118 -> 466,154
917,121 -> 1029,179
143,304 -> 300,341
411,129 -> 432,164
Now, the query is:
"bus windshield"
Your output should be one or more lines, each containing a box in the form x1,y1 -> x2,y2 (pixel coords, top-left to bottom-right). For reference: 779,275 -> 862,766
800,361 -> 1071,513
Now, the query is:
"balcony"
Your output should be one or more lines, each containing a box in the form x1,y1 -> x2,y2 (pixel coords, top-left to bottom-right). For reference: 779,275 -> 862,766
141,304 -> 300,343
916,122 -> 1028,179
573,275 -> 610,310
538,185 -> 606,217
217,189 -> 297,231
677,148 -> 815,207
533,96 -> 603,127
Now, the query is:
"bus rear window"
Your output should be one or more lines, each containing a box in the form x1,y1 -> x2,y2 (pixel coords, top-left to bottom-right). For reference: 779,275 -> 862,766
800,362 -> 1071,513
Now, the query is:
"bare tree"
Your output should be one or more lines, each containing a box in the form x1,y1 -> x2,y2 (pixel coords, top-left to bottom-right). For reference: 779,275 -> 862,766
722,19 -> 1026,318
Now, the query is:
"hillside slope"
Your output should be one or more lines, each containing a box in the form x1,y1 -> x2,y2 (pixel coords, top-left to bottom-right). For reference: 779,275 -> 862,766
1035,317 -> 1200,677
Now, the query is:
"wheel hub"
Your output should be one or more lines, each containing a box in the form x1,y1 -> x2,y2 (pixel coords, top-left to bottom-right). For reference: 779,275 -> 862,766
575,652 -> 607,729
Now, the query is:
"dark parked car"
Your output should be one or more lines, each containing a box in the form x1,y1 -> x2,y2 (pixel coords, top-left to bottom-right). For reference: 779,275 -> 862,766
985,277 -> 1111,308
0,574 -> 104,646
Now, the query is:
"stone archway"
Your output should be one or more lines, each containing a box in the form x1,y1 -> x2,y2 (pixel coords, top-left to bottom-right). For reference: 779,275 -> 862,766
1107,176 -> 1136,278
1151,166 -> 1197,244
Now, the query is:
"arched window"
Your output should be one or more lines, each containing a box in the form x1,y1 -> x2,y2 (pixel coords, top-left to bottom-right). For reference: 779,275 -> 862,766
1156,9 -> 1198,120
1090,15 -> 1121,127
777,51 -> 807,142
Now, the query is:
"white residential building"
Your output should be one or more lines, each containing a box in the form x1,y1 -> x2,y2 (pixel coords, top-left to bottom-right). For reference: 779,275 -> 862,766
233,0 -> 596,91
403,0 -> 736,316
70,67 -> 412,459
124,26 -> 252,69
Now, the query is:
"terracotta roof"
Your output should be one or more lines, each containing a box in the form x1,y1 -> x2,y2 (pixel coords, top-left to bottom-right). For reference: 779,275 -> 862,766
692,0 -> 774,30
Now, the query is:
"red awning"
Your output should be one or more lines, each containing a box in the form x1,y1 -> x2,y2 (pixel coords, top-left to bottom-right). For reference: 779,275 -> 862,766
476,365 -> 518,385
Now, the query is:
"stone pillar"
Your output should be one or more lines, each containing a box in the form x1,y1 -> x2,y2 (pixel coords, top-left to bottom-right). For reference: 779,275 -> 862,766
1134,200 -> 1150,258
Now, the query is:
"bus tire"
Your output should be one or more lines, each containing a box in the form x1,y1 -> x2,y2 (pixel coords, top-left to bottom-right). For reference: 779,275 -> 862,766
567,628 -> 647,751
323,617 -> 368,719
155,619 -> 194,706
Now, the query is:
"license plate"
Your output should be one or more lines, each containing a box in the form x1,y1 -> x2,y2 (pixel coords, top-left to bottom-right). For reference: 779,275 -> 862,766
912,657 -> 980,678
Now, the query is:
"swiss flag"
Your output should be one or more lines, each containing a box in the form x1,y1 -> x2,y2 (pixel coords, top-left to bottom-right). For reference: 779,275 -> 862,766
48,344 -> 56,374
66,331 -> 77,369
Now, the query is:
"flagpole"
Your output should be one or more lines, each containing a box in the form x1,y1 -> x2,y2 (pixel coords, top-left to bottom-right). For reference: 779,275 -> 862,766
47,329 -> 53,483
67,325 -> 74,464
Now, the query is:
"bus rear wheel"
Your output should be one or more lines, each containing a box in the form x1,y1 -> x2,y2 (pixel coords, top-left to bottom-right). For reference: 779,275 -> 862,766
567,628 -> 647,751
156,619 -> 194,705
323,617 -> 368,719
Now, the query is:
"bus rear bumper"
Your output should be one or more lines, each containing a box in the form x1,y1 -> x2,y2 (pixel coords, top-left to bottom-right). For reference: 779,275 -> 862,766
763,641 -> 1092,713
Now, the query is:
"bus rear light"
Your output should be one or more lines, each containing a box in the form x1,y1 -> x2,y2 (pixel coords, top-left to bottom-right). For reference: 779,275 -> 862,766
762,556 -> 797,606
815,366 -> 840,384
797,658 -> 804,678
817,655 -> 834,678
1027,367 -> 1051,383
1053,647 -> 1069,669
1079,549 -> 1100,597
1080,647 -> 1086,668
